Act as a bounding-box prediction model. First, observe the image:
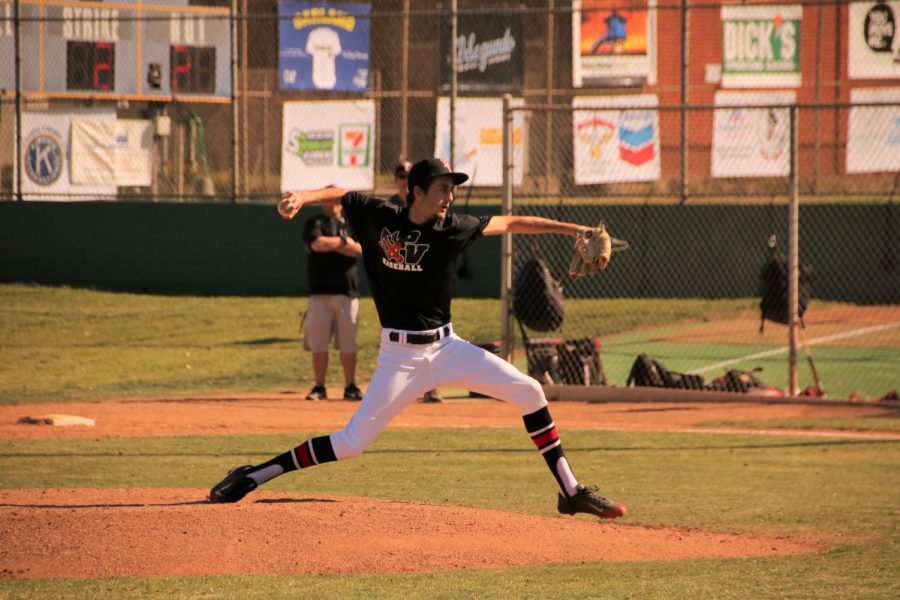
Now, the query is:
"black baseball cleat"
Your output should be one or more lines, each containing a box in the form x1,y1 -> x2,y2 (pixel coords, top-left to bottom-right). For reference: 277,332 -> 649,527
558,484 -> 626,519
208,465 -> 258,503
343,383 -> 363,401
306,384 -> 327,401
422,389 -> 442,403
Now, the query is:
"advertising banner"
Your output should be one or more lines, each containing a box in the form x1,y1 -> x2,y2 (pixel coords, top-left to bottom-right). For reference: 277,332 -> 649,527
434,97 -> 526,187
281,100 -> 375,191
721,4 -> 801,88
572,95 -> 660,184
71,117 -> 154,187
847,88 -> 900,174
114,120 -> 154,187
711,90 -> 796,178
572,0 -> 657,87
71,117 -> 116,186
440,12 -> 523,92
20,109 -> 117,199
848,1 -> 900,79
279,1 -> 370,92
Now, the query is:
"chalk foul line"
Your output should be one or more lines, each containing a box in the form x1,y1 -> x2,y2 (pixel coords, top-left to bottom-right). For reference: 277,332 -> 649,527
689,322 -> 900,375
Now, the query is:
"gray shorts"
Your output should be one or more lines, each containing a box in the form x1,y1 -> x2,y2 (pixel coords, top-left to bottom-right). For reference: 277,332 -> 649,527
302,295 -> 359,353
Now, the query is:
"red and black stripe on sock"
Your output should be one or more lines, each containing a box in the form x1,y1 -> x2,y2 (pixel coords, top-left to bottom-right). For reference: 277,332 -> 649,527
248,435 -> 337,485
524,406 -> 578,498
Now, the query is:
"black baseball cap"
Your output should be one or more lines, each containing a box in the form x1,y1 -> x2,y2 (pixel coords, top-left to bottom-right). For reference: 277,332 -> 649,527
394,161 -> 412,178
407,158 -> 469,191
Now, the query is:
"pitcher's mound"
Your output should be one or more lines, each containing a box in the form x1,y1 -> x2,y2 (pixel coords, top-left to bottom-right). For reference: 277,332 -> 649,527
0,488 -> 820,579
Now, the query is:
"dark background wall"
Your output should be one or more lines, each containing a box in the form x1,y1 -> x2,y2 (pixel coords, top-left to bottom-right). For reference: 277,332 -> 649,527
1,202 -> 897,303
0,202 -> 502,297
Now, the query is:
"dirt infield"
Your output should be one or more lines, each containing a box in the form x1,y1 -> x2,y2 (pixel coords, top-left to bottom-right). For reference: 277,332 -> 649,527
0,488 -> 822,579
3,395 -> 899,440
2,397 -> 895,579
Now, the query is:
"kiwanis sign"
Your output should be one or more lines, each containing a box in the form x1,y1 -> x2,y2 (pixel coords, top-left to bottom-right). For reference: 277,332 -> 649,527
440,13 -> 523,92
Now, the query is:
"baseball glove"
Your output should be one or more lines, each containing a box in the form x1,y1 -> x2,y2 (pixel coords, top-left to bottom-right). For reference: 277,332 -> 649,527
569,221 -> 613,276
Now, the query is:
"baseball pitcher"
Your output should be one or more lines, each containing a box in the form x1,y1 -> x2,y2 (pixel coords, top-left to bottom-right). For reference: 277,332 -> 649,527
209,158 -> 625,520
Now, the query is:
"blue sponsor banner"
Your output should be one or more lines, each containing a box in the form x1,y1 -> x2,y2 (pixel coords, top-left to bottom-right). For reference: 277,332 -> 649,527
278,1 -> 370,92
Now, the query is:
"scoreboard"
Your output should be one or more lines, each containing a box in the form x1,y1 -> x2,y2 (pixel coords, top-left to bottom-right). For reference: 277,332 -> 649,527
0,0 -> 231,101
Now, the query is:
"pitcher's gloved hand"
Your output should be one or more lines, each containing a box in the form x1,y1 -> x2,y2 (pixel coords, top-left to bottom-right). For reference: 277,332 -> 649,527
569,221 -> 612,276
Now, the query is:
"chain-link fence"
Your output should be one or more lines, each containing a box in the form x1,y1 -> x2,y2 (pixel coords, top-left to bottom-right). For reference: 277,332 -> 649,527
1,1 -> 897,399
2,1 -> 898,203
505,100 -> 899,401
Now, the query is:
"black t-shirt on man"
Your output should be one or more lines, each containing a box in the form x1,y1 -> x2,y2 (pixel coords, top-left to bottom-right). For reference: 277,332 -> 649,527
342,192 -> 490,330
303,214 -> 359,298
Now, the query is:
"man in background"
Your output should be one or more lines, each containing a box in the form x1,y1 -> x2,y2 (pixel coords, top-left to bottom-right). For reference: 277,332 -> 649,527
302,202 -> 364,401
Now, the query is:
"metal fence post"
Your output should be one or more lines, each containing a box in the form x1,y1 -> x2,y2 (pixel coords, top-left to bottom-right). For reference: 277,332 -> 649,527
788,105 -> 800,397
14,0 -> 22,202
449,0 -> 457,168
545,0 -> 554,193
679,0 -> 689,205
231,0 -> 239,202
400,0 -> 410,162
500,94 -> 514,361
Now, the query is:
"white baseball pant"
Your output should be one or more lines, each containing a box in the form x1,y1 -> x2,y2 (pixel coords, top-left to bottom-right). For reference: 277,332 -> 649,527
329,323 -> 548,460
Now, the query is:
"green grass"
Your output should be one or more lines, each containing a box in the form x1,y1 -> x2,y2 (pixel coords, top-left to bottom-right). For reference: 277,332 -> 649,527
1,428 -> 898,599
595,308 -> 900,400
699,415 -> 900,433
0,284 -> 754,404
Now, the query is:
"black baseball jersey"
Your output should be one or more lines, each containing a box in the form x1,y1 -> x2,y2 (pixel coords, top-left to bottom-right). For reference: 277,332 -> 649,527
342,192 -> 490,330
303,214 -> 359,298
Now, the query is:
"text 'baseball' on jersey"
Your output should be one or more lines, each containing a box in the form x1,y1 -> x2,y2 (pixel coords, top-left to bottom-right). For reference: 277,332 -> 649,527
378,228 -> 429,272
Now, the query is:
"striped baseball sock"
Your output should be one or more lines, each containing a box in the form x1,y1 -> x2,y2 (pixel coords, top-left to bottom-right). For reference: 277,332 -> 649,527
523,406 -> 579,498
246,435 -> 337,486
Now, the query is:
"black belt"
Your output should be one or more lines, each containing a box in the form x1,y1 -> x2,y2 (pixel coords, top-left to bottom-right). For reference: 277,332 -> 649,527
389,325 -> 451,344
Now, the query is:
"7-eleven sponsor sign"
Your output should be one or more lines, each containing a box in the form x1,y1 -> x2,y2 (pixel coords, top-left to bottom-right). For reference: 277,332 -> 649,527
339,124 -> 371,167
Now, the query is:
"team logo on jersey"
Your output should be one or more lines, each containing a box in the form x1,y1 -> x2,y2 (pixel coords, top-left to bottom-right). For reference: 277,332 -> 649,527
379,228 -> 429,272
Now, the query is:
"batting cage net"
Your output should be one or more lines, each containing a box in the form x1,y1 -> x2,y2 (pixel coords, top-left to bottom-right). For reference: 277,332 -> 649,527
503,100 -> 899,402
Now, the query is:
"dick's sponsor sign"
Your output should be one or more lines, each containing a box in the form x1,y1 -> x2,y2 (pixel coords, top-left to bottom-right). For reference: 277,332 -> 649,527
721,4 -> 801,88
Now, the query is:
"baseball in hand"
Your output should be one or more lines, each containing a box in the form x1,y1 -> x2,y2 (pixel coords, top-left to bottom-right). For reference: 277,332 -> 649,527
278,192 -> 299,219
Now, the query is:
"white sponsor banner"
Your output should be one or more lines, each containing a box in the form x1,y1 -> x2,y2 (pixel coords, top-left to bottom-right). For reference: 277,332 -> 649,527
20,109 -> 117,200
572,95 -> 660,184
434,97 -> 526,187
711,91 -> 796,178
71,117 -> 154,187
847,88 -> 900,174
71,117 -> 116,186
848,2 -> 900,80
721,4 -> 802,88
281,100 -> 375,191
113,120 -> 154,187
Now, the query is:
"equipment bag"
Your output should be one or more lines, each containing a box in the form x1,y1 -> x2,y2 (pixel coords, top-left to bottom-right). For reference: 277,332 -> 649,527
708,369 -> 771,393
759,252 -> 814,331
557,338 -> 605,386
626,354 -> 669,388
513,257 -> 564,332
626,354 -> 707,390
